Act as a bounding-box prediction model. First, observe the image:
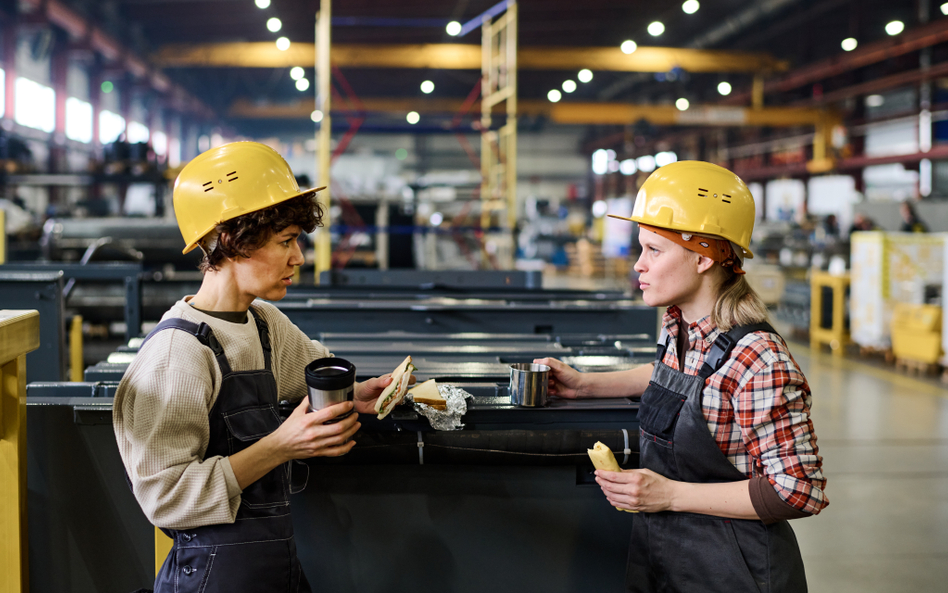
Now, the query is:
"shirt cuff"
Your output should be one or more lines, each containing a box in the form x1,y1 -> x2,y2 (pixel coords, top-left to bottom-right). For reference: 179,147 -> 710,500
220,457 -> 243,499
749,476 -> 811,524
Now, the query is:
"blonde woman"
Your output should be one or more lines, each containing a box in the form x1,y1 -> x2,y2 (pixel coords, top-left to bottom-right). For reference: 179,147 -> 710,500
537,161 -> 827,592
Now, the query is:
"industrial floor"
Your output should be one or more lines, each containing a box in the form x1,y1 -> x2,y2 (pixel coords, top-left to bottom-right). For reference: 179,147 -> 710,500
547,271 -> 948,592
788,342 -> 948,593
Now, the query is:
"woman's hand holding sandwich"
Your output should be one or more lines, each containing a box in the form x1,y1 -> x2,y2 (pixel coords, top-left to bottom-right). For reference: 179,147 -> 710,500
353,375 -> 398,414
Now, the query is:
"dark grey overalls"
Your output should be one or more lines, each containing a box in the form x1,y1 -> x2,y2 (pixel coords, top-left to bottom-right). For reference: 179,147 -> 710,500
627,322 -> 807,593
141,310 -> 311,593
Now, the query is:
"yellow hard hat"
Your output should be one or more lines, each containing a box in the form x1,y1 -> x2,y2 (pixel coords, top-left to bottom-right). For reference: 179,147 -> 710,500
609,160 -> 756,258
173,141 -> 325,254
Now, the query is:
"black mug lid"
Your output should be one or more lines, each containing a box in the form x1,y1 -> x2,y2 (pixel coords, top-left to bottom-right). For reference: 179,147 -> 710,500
305,357 -> 356,390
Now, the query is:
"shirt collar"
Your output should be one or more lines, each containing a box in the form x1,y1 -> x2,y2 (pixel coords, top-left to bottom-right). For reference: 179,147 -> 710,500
662,306 -> 723,344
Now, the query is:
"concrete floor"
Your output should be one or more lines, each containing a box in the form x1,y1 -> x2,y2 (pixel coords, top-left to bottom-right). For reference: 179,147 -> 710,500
788,342 -> 948,593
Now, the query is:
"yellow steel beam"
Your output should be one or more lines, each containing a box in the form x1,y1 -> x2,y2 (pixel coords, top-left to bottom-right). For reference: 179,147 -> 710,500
229,97 -> 827,127
153,42 -> 787,73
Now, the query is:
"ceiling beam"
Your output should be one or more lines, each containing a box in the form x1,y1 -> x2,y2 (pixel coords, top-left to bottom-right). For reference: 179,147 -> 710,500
154,43 -> 787,73
229,98 -> 825,127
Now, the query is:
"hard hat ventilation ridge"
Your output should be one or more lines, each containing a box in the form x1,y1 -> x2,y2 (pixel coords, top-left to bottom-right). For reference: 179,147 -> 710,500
698,188 -> 709,197
202,180 -> 213,193
722,194 -> 731,203
227,171 -> 238,181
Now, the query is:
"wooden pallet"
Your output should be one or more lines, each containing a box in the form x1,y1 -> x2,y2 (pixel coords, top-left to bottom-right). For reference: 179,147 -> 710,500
859,345 -> 895,363
894,357 -> 939,376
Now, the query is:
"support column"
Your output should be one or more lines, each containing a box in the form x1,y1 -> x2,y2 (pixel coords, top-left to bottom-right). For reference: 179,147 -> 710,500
315,0 -> 332,283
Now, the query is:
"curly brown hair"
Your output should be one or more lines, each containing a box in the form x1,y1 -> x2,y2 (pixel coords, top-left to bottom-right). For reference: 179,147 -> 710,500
199,191 -> 323,272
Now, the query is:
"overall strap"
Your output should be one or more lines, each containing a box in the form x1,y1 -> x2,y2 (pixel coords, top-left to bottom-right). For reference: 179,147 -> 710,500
655,335 -> 672,364
140,318 -> 233,376
697,321 -> 777,380
249,304 -> 272,372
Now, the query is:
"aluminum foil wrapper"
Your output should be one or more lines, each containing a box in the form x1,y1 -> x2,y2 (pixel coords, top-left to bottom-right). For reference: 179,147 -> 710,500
410,383 -> 472,431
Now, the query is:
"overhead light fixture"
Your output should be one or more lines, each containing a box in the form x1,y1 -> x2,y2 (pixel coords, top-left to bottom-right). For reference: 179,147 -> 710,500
255,0 -> 270,8
655,151 -> 678,167
406,111 -> 420,124
578,69 -> 593,83
562,80 -> 577,93
430,212 -> 444,226
942,3 -> 948,16
290,67 -> 304,80
717,81 -> 732,96
621,40 -> 637,54
866,94 -> 885,108
276,37 -> 290,51
420,80 -> 435,94
548,89 -> 562,103
885,20 -> 904,36
682,0 -> 699,14
311,110 -> 323,123
675,97 -> 690,111
636,155 -> 657,173
446,21 -> 461,36
591,149 -> 609,175
647,21 -> 664,36
841,38 -> 858,51
592,200 -> 608,218
101,80 -> 114,93
295,78 -> 309,91
267,17 -> 282,32
619,159 -> 637,175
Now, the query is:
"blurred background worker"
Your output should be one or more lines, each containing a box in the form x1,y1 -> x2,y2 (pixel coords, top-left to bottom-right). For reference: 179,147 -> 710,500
536,161 -> 828,593
899,201 -> 928,233
113,142 -> 397,592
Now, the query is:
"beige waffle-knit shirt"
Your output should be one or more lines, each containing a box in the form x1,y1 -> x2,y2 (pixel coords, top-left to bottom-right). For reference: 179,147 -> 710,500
113,298 -> 329,530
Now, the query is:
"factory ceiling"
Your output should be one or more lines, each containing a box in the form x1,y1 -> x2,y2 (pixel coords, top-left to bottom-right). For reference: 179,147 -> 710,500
25,0 -> 944,139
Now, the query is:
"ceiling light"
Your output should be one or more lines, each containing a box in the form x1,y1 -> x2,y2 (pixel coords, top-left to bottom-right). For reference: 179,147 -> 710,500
619,159 -> 637,175
682,0 -> 699,14
647,21 -> 664,36
655,151 -> 678,167
290,67 -> 304,80
430,212 -> 443,226
592,200 -> 608,217
562,80 -> 577,93
578,69 -> 593,83
296,78 -> 310,91
446,21 -> 461,36
866,94 -> 885,108
591,149 -> 609,175
267,17 -> 282,32
548,89 -> 562,102
717,81 -> 732,96
255,0 -> 270,8
621,40 -> 637,54
636,155 -> 656,173
420,80 -> 435,94
942,3 -> 948,16
406,111 -> 420,124
311,110 -> 323,123
885,20 -> 904,36
675,97 -> 690,111
841,38 -> 858,51
276,37 -> 290,51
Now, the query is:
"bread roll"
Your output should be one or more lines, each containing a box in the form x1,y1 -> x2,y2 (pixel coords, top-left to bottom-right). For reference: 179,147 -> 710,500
587,441 -> 636,513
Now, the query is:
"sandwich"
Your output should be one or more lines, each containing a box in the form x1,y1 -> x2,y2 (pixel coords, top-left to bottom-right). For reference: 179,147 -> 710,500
587,441 -> 636,513
375,356 -> 416,419
408,379 -> 446,410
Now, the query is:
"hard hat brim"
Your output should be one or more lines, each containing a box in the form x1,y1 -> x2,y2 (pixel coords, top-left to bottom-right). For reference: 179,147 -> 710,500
182,185 -> 328,254
607,214 -> 755,259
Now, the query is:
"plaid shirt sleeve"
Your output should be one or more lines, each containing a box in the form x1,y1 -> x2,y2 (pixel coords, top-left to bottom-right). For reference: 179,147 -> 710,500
704,332 -> 829,515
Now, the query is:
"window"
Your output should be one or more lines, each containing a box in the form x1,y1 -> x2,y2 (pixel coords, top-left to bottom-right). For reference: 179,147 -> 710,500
65,97 -> 93,143
99,110 -> 125,144
127,121 -> 149,144
15,77 -> 55,133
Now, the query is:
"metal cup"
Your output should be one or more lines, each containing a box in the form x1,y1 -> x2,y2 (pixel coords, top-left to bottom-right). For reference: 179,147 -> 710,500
304,357 -> 356,422
509,363 -> 550,407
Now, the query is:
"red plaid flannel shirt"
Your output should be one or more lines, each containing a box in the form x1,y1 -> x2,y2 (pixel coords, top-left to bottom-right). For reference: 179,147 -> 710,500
658,307 -> 828,514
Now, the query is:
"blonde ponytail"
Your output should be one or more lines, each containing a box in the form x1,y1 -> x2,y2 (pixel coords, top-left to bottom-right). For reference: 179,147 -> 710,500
711,273 -> 769,333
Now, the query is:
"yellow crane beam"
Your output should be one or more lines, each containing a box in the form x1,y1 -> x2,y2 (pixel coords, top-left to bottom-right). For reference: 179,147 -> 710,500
154,42 -> 787,73
229,98 -> 825,127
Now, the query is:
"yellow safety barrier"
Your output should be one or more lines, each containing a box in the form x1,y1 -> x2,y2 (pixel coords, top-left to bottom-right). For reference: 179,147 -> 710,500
810,271 -> 852,357
1,310 -> 40,593
70,315 -> 84,382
